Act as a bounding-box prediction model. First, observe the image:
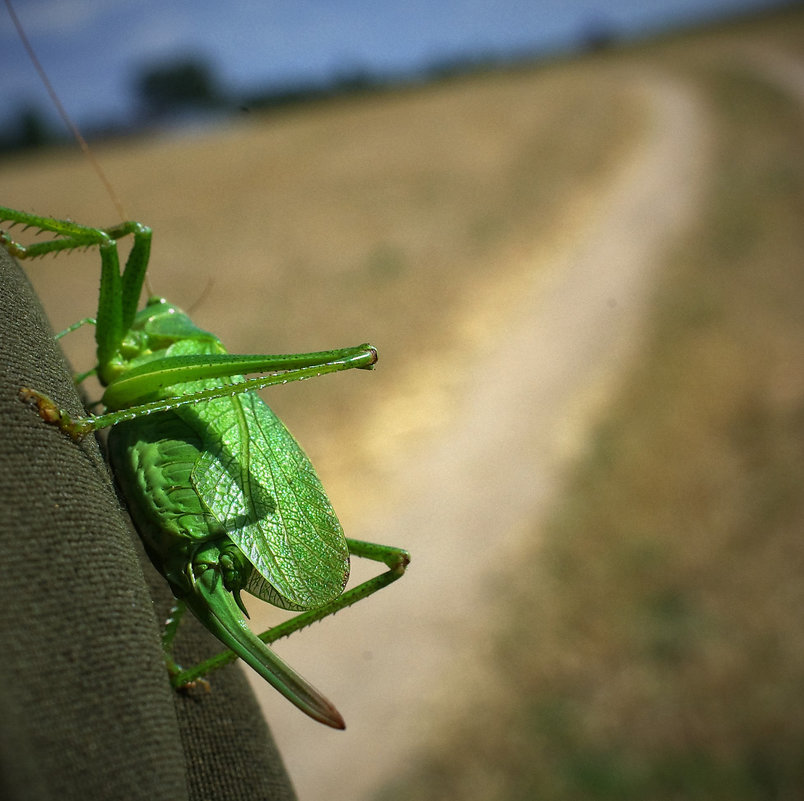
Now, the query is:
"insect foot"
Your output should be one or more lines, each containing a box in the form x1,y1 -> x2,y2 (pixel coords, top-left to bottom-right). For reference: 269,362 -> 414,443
19,387 -> 93,440
172,673 -> 212,694
0,230 -> 24,257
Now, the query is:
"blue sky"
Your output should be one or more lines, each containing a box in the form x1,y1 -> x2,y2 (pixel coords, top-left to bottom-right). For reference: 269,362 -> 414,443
1,0 -> 795,132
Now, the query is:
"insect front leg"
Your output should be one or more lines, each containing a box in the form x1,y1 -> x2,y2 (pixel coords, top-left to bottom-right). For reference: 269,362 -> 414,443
0,206 -> 152,375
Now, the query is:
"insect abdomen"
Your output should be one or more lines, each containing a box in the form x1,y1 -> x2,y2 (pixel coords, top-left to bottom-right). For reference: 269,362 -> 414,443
108,410 -> 228,588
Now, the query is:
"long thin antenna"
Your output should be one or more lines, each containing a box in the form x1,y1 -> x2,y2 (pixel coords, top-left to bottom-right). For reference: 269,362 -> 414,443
5,0 -> 128,222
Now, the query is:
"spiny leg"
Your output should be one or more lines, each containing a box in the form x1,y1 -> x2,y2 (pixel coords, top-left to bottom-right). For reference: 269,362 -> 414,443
0,206 -> 115,253
161,599 -> 186,671
56,317 -> 97,340
0,206 -> 152,373
168,539 -> 410,687
20,344 -> 378,440
0,206 -> 148,261
161,600 -> 211,691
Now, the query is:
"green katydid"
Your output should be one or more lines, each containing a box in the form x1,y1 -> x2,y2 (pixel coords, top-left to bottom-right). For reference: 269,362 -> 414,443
1,206 -> 409,729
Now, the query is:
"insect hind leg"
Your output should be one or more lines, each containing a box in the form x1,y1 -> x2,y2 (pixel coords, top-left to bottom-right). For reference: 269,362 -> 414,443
164,539 -> 410,687
253,538 -> 409,645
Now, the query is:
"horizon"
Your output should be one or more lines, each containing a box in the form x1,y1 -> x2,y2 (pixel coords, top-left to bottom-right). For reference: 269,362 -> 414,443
1,0 -> 797,142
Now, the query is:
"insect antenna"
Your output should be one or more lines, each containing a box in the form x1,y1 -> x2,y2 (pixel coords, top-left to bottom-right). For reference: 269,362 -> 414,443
186,276 -> 216,315
4,0 -> 128,224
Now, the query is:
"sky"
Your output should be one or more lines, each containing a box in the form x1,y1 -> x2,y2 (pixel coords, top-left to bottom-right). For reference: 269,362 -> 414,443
0,0 -> 796,134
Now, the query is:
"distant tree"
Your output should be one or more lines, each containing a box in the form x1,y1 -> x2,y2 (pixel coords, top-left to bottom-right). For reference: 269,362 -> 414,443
0,105 -> 57,152
19,106 -> 52,147
331,67 -> 376,95
134,56 -> 223,118
579,16 -> 617,52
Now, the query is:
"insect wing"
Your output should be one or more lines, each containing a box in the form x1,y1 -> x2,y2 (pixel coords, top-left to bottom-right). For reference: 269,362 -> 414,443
166,342 -> 350,611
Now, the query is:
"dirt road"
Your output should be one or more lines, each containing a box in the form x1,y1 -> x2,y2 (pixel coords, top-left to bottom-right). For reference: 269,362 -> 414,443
254,68 -> 712,800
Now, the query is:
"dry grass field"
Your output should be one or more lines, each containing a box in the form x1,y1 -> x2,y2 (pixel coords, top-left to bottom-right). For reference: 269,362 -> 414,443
3,7 -> 804,800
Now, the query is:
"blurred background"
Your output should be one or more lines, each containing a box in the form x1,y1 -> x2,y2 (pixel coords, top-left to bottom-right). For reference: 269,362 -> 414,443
2,1 -> 803,799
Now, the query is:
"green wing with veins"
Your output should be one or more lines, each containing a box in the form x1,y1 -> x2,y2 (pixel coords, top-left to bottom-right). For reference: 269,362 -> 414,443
167,340 -> 350,611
